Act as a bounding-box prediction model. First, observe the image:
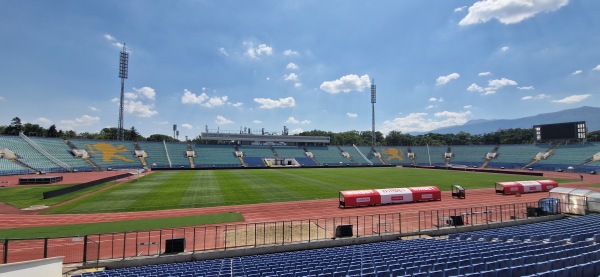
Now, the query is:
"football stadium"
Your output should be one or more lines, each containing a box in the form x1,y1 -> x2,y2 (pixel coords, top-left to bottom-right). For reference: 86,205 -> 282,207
3,2 -> 600,277
1,129 -> 600,277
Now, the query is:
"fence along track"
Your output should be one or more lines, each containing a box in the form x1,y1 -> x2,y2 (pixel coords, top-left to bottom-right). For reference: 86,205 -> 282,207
1,201 -> 558,265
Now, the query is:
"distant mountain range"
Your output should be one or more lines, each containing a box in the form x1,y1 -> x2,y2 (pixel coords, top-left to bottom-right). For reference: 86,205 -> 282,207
427,106 -> 600,135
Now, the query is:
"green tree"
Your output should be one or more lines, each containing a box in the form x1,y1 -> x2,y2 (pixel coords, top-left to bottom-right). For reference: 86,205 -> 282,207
126,126 -> 143,141
588,130 -> 600,142
46,124 -> 58,137
97,128 -> 118,140
4,117 -> 22,135
147,134 -> 179,142
22,123 -> 44,137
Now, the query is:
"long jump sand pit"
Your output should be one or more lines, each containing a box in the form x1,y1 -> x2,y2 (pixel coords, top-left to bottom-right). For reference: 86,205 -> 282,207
224,221 -> 332,248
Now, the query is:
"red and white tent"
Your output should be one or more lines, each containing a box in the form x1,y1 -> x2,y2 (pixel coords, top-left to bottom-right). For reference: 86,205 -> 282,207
339,186 -> 441,208
495,180 -> 558,195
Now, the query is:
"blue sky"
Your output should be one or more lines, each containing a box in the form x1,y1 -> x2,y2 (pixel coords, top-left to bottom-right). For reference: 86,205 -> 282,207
1,0 -> 599,138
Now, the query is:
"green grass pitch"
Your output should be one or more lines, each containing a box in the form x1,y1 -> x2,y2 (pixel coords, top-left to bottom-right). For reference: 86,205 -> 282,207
41,167 -> 574,214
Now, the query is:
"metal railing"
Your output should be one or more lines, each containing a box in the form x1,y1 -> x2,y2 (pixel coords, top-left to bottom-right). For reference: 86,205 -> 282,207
1,201 -> 555,265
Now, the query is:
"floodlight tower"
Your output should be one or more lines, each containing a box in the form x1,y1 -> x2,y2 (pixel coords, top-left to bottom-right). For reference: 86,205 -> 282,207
371,78 -> 376,146
117,44 -> 128,141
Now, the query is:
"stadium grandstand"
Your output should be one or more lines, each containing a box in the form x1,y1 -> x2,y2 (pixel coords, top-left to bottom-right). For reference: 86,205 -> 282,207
1,132 -> 600,174
2,131 -> 600,276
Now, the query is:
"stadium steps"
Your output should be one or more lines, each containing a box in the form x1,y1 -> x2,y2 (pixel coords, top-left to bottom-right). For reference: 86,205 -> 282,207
65,139 -> 102,171
444,146 -> 453,167
481,145 -> 500,168
303,146 -> 320,165
186,142 -> 195,168
83,158 -> 101,171
336,146 -> 357,164
373,146 -> 386,165
133,141 -> 149,169
521,143 -> 562,170
576,158 -> 597,169
406,146 -> 417,166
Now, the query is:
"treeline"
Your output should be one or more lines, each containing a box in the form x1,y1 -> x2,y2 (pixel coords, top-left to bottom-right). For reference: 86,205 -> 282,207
3,116 -> 600,146
295,128 -> 600,146
0,117 -> 176,142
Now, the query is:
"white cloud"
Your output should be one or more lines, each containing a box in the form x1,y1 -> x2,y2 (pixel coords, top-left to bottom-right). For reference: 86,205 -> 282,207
572,70 -> 582,75
294,82 -> 302,88
124,87 -> 156,100
112,42 -> 125,48
285,117 -> 310,125
88,106 -> 100,112
124,92 -> 137,99
436,72 -> 460,85
488,78 -> 518,88
286,117 -> 299,124
426,105 -> 437,109
123,100 -> 158,117
58,115 -> 100,130
181,123 -> 193,130
266,77 -> 271,81
289,128 -> 304,135
501,46 -> 510,52
521,94 -> 549,100
153,121 -> 169,125
114,87 -> 158,117
551,94 -> 591,104
215,115 -> 233,125
464,105 -> 473,109
134,87 -> 156,100
104,33 -> 127,49
181,89 -> 208,104
381,111 -> 471,133
593,65 -> 600,71
104,34 -> 116,41
467,83 -> 484,92
429,97 -> 444,102
468,78 -> 517,95
286,62 -> 299,70
459,0 -> 569,26
254,97 -> 296,109
320,74 -> 371,94
33,117 -> 52,127
284,73 -> 299,82
245,42 -> 273,59
181,89 -> 228,107
346,112 -> 358,118
455,6 -> 467,12
283,49 -> 299,56
518,86 -> 534,90
253,120 -> 262,124
218,47 -> 229,56
231,102 -> 243,108
204,96 -> 228,108
478,72 -> 492,76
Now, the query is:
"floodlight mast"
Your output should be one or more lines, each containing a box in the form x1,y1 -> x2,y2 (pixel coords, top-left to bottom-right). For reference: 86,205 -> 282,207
371,78 -> 376,146
117,44 -> 128,141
